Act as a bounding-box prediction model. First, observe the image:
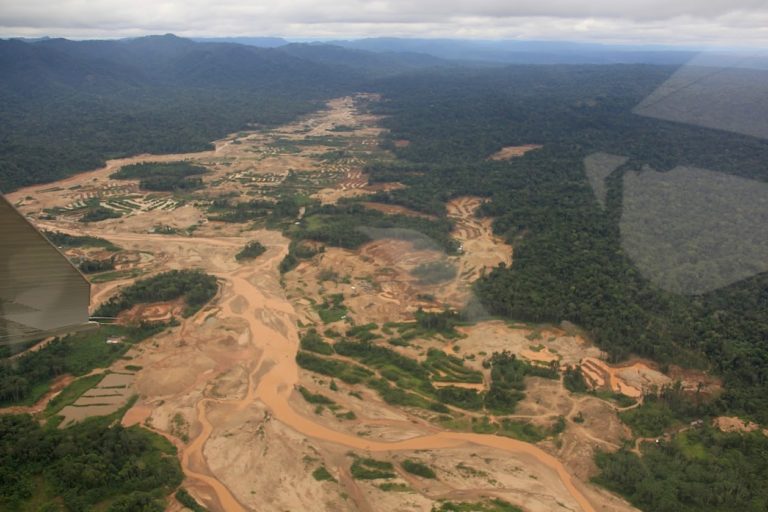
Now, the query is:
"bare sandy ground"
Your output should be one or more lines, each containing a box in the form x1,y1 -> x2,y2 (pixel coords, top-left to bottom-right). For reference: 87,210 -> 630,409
581,357 -> 671,398
7,96 -> 640,512
488,144 -> 543,161
447,196 -> 513,288
457,321 -> 601,368
714,416 -> 768,436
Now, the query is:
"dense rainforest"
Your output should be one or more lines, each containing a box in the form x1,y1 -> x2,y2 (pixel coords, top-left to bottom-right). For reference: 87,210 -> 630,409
594,427 -> 768,512
0,414 -> 182,511
362,65 -> 768,426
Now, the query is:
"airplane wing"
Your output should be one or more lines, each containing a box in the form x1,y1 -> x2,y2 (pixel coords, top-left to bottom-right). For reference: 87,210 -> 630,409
0,192 -> 96,345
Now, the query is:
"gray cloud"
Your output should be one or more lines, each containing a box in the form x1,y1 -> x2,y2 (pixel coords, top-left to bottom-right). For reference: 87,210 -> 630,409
2,0 -> 768,45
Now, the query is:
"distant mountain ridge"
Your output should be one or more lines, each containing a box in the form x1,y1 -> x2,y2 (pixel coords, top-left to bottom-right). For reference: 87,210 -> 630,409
191,36 -> 288,48
180,35 -> 704,65
1,34 -> 452,94
326,37 -> 698,65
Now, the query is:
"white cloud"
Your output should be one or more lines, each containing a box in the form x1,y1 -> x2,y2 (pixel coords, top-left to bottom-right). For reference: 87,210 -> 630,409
1,0 -> 767,45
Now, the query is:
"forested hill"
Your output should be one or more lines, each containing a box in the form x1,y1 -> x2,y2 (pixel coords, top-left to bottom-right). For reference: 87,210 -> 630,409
0,35 -> 445,191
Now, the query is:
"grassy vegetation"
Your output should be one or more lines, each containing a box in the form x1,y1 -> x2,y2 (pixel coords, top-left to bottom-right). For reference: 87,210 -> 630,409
380,310 -> 464,343
78,258 -> 116,274
208,194 -> 306,226
366,378 -> 444,411
88,268 -> 146,283
435,386 -> 484,410
175,488 -> 208,511
297,337 -> 544,416
235,240 -> 266,261
315,293 -> 347,323
401,460 -> 437,479
42,230 -> 120,251
432,499 -> 523,512
151,224 -> 181,235
350,457 -> 396,480
207,198 -> 275,223
311,466 -> 337,482
483,351 -> 557,414
295,352 -> 373,384
425,349 -> 483,384
268,139 -> 302,153
298,386 -> 335,405
346,323 -> 380,342
330,125 -> 356,132
79,206 -> 122,223
336,410 -> 357,420
495,419 -> 550,442
299,329 -> 334,355
378,482 -> 411,492
441,415 -> 553,443
170,412 -> 190,443
334,340 -> 432,391
279,239 -> 325,273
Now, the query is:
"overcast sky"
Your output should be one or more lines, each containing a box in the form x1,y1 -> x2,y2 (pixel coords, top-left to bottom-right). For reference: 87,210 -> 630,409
2,0 -> 768,46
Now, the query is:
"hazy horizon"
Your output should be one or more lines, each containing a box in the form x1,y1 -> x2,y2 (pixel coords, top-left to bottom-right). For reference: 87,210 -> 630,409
2,0 -> 768,47
4,33 -> 763,53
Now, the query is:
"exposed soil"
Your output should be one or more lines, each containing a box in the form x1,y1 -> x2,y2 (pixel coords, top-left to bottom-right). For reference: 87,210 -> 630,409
581,357 -> 673,399
457,321 -> 601,367
116,298 -> 186,325
714,416 -> 768,436
488,145 -> 543,161
447,196 -> 513,283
